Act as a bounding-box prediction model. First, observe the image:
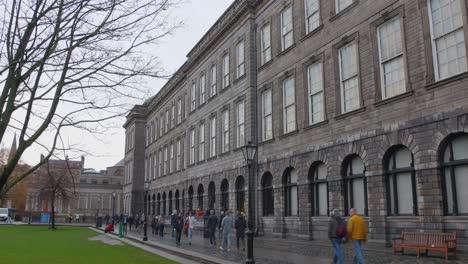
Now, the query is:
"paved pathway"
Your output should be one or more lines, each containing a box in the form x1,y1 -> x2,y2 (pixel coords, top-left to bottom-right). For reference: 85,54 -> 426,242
122,227 -> 467,264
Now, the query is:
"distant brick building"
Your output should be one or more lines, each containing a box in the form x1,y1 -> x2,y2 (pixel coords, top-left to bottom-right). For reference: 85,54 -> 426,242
25,156 -> 124,222
123,0 -> 468,247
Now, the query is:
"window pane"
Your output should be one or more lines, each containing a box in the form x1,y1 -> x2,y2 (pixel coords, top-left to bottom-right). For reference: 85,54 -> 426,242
316,164 -> 327,180
290,169 -> 298,183
435,29 -> 467,79
305,0 -> 320,33
351,178 -> 365,214
452,135 -> 468,160
261,24 -> 271,64
351,157 -> 365,175
281,6 -> 293,50
291,186 -> 298,216
430,0 -> 463,39
378,17 -> 403,62
389,174 -> 396,214
318,183 -> 328,215
343,76 -> 360,112
396,172 -> 413,214
455,165 -> 468,213
383,57 -> 406,98
340,44 -> 358,80
394,147 -> 412,168
337,0 -> 353,13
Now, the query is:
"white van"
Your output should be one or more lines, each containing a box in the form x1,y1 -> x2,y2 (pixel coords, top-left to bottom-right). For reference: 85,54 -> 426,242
0,208 -> 9,221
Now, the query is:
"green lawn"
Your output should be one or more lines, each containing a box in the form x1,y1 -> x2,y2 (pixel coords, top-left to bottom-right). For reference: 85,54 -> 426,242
0,226 -> 179,264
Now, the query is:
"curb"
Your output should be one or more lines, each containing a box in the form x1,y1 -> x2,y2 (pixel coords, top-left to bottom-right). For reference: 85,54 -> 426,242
89,227 -> 237,264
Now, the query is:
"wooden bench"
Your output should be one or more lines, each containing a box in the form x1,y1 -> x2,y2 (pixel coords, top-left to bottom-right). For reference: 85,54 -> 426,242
391,232 -> 457,260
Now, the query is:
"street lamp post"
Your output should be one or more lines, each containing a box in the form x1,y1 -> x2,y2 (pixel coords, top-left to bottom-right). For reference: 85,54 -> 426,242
241,141 -> 257,264
143,180 -> 150,241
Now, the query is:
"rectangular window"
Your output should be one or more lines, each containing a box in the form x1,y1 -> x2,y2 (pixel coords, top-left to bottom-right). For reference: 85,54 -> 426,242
260,23 -> 272,65
211,64 -> 217,97
428,0 -> 467,80
176,139 -> 181,171
282,77 -> 296,133
236,40 -> 245,78
153,120 -> 157,141
160,116 -> 164,136
305,0 -> 320,34
153,154 -> 157,179
169,144 -> 174,173
222,110 -> 230,153
210,117 -> 217,157
158,150 -> 163,177
190,129 -> 195,164
262,89 -> 273,141
164,147 -> 168,175
307,62 -> 325,125
177,99 -> 182,124
199,123 -> 205,161
339,43 -> 360,113
281,6 -> 294,51
377,17 -> 406,99
146,126 -> 150,146
171,104 -> 175,128
223,53 -> 230,88
191,83 -> 196,111
236,101 -> 245,148
165,110 -> 169,132
151,154 -> 155,179
336,0 -> 353,13
200,74 -> 206,105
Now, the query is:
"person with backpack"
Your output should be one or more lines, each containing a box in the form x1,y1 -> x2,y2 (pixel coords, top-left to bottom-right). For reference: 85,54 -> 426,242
347,208 -> 367,264
328,209 -> 345,264
235,212 -> 247,251
207,210 -> 218,246
174,212 -> 184,246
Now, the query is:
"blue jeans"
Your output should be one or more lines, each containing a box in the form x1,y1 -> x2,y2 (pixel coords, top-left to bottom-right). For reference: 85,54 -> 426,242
222,232 -> 231,250
351,240 -> 364,264
188,227 -> 193,242
331,239 -> 344,264
209,228 -> 217,245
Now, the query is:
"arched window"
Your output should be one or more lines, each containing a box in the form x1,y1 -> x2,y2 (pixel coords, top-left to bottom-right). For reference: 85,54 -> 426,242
441,134 -> 468,215
208,182 -> 216,210
385,146 -> 416,216
175,190 -> 180,212
261,172 -> 274,216
188,186 -> 194,211
168,191 -> 173,214
221,179 -> 229,210
157,193 -> 161,215
152,194 -> 156,215
162,192 -> 167,215
283,167 -> 298,216
197,184 -> 204,209
310,162 -> 328,216
235,176 -> 245,212
344,156 -> 367,216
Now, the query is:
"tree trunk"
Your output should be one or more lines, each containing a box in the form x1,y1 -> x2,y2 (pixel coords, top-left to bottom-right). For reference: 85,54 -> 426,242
50,195 -> 56,230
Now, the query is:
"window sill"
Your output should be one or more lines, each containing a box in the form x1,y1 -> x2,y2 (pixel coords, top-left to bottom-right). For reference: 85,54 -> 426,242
425,71 -> 468,90
198,102 -> 206,109
329,1 -> 359,22
374,91 -> 414,107
187,163 -> 196,168
279,129 -> 299,139
301,24 -> 324,42
258,138 -> 275,146
219,151 -> 231,157
233,74 -> 247,85
443,216 -> 468,222
334,107 -> 366,121
219,84 -> 231,94
277,44 -> 296,58
258,59 -> 273,72
303,120 -> 329,132
196,160 -> 206,165
386,216 -> 420,221
208,93 -> 217,102
207,156 -> 217,161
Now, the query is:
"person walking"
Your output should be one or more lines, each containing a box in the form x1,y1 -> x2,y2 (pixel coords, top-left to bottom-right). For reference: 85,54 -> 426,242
328,209 -> 345,264
186,211 -> 196,245
347,208 -> 367,264
151,216 -> 157,235
159,214 -> 165,238
218,211 -> 225,241
170,210 -> 177,239
235,212 -> 247,252
220,210 -> 233,251
174,212 -> 184,246
207,210 -> 218,246
134,214 -> 140,231
122,214 -> 128,236
129,214 -> 134,231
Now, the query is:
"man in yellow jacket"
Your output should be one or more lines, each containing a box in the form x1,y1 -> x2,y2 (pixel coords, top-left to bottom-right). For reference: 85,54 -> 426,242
347,208 -> 367,264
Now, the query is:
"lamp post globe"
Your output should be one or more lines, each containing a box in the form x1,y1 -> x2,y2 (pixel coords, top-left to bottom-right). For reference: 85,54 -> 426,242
241,141 -> 257,264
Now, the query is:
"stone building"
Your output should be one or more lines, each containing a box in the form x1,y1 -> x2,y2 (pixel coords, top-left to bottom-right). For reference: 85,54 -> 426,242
25,157 -> 124,222
123,0 -> 468,247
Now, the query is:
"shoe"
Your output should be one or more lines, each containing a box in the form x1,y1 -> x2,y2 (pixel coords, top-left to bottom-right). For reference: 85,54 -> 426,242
227,248 -> 231,252
219,247 -> 224,250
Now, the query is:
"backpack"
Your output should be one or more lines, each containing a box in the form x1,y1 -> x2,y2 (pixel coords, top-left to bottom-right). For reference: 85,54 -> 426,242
336,218 -> 347,238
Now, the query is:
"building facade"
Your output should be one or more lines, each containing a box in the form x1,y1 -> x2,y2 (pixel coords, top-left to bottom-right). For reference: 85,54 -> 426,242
124,0 -> 468,246
26,157 -> 124,222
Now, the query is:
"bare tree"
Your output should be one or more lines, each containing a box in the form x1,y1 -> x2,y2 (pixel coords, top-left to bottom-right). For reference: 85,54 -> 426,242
0,0 -> 180,197
38,159 -> 77,229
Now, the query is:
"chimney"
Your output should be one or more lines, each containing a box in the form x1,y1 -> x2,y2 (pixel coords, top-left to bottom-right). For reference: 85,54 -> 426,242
81,156 -> 85,168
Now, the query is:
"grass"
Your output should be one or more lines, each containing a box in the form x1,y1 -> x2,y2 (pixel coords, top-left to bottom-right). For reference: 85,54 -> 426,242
0,225 -> 179,264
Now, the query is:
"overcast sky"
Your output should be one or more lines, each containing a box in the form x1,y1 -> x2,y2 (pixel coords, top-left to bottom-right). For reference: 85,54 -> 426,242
5,0 -> 234,170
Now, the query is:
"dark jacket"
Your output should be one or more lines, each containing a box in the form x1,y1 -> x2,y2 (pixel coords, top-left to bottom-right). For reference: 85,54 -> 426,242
235,216 -> 247,237
174,216 -> 184,231
170,214 -> 177,227
208,215 -> 218,230
328,216 -> 343,239
219,215 -> 225,229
